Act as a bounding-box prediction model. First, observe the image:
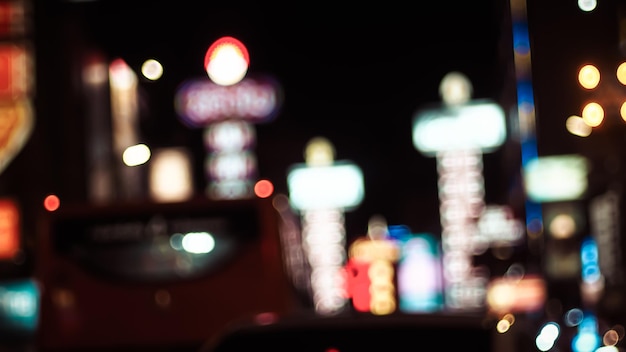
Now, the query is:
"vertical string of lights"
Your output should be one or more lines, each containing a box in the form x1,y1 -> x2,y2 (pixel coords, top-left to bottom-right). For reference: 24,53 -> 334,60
510,0 -> 544,255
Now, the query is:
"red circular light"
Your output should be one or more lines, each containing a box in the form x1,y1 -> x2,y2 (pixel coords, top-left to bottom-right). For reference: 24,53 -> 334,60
44,194 -> 60,212
204,36 -> 249,71
254,179 -> 274,198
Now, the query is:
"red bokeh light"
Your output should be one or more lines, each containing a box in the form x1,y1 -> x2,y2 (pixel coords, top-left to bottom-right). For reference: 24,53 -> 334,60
254,179 -> 274,198
204,36 -> 249,71
43,194 -> 60,212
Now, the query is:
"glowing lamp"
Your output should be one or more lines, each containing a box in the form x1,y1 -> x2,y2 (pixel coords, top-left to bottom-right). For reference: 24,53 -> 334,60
412,99 -> 506,156
523,154 -> 588,202
204,36 -> 249,86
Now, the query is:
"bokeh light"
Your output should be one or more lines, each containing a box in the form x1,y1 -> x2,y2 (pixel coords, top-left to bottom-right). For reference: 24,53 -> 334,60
564,308 -> 584,327
254,179 -> 274,198
181,232 -> 215,254
603,329 -> 620,346
205,36 -> 249,86
536,322 -> 560,351
566,115 -> 592,137
43,194 -> 60,212
578,0 -> 597,12
549,213 -> 576,239
122,143 -> 151,166
497,319 -> 511,333
141,59 -> 163,80
581,102 -> 604,127
578,64 -> 600,89
616,62 -> 626,85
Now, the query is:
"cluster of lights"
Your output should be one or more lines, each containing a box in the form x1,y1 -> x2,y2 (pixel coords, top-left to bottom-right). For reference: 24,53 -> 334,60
81,34 -> 280,203
567,62 -> 626,136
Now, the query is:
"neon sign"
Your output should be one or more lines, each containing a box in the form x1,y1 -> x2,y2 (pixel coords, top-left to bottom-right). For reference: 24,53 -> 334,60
287,137 -> 364,315
175,77 -> 281,128
412,71 -> 510,310
344,216 -> 400,315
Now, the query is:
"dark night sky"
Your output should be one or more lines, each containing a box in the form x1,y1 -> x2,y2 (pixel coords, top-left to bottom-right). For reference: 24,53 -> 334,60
32,0 -> 522,241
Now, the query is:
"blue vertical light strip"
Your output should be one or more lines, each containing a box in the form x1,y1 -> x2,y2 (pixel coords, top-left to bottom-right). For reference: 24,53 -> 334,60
510,0 -> 543,231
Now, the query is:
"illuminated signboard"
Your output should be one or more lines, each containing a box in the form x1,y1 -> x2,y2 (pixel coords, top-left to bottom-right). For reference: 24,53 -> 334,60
0,278 -> 39,337
394,231 -> 443,313
0,98 -> 33,174
412,99 -> 506,156
0,198 -> 19,259
174,69 -> 282,200
286,137 -> 365,315
174,76 -> 282,128
0,44 -> 31,99
523,154 -> 588,202
148,147 -> 194,203
287,162 -> 364,211
345,234 -> 400,315
412,72 -> 509,311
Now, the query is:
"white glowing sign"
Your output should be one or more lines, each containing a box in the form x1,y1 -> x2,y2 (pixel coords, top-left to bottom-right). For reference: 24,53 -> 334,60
524,155 -> 588,202
287,162 -> 364,211
149,147 -> 193,203
175,77 -> 281,127
412,100 -> 506,156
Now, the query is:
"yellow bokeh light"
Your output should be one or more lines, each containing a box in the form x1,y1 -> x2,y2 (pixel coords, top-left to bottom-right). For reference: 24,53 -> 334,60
304,136 -> 335,166
549,214 -> 576,239
581,102 -> 604,127
502,313 -> 516,325
578,64 -> 600,89
497,319 -> 511,333
141,59 -> 163,81
617,62 -> 626,85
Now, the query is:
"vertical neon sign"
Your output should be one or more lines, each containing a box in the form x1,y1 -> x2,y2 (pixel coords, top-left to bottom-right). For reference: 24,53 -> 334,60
175,36 -> 282,200
412,71 -> 507,310
287,137 -> 364,315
